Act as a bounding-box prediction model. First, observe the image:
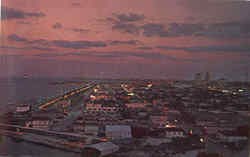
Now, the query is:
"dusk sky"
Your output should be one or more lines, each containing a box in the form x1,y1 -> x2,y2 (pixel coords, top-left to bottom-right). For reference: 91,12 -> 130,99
1,0 -> 250,80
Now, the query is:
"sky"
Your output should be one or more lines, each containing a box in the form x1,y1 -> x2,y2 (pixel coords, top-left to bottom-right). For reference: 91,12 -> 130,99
0,0 -> 250,80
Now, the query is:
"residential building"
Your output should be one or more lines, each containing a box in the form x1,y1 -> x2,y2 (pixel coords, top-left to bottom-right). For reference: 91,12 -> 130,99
105,125 -> 132,139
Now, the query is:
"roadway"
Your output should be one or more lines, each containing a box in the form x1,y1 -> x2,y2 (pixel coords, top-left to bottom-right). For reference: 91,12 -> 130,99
38,83 -> 95,111
51,85 -> 95,131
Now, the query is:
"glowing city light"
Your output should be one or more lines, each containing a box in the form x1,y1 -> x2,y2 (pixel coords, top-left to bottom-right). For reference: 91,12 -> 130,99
165,124 -> 176,128
189,130 -> 193,135
147,84 -> 153,88
128,93 -> 134,96
200,138 -> 204,143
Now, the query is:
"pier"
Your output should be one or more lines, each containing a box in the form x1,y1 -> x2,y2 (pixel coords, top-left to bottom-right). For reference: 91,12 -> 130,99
0,123 -> 103,153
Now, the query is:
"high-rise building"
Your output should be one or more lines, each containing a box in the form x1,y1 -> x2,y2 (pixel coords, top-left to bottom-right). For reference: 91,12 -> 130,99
204,72 -> 211,82
195,72 -> 202,83
193,72 -> 203,87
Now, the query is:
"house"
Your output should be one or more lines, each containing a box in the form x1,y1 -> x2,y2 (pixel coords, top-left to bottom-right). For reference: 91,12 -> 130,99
26,117 -> 51,130
81,142 -> 119,157
85,103 -> 119,113
86,103 -> 102,112
16,105 -> 30,113
165,127 -> 185,138
105,125 -> 132,139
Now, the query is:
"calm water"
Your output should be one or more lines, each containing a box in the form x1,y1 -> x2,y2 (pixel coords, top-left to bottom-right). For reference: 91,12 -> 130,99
0,77 -> 84,105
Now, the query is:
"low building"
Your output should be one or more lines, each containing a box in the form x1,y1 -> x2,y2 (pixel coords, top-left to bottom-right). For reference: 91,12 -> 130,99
105,125 -> 132,139
85,103 -> 119,113
165,127 -> 185,138
26,117 -> 51,129
81,142 -> 119,157
16,105 -> 30,113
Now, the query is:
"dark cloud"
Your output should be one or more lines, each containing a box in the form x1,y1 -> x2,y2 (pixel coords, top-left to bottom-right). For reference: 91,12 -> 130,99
105,12 -> 145,35
8,34 -> 29,42
72,28 -> 89,33
0,46 -> 26,50
143,22 -> 250,39
7,34 -> 107,49
142,23 -> 168,37
167,23 -> 205,37
109,40 -> 141,46
52,23 -> 63,29
29,46 -> 55,51
1,7 -> 45,20
34,50 -> 199,62
112,23 -> 140,35
196,22 -> 250,39
112,13 -> 145,23
179,0 -> 250,23
51,40 -> 107,49
34,53 -> 65,57
105,13 -> 145,25
141,23 -> 206,38
157,46 -> 184,51
137,46 -> 153,50
0,45 -> 55,51
106,11 -> 250,39
28,39 -> 49,45
157,45 -> 250,53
